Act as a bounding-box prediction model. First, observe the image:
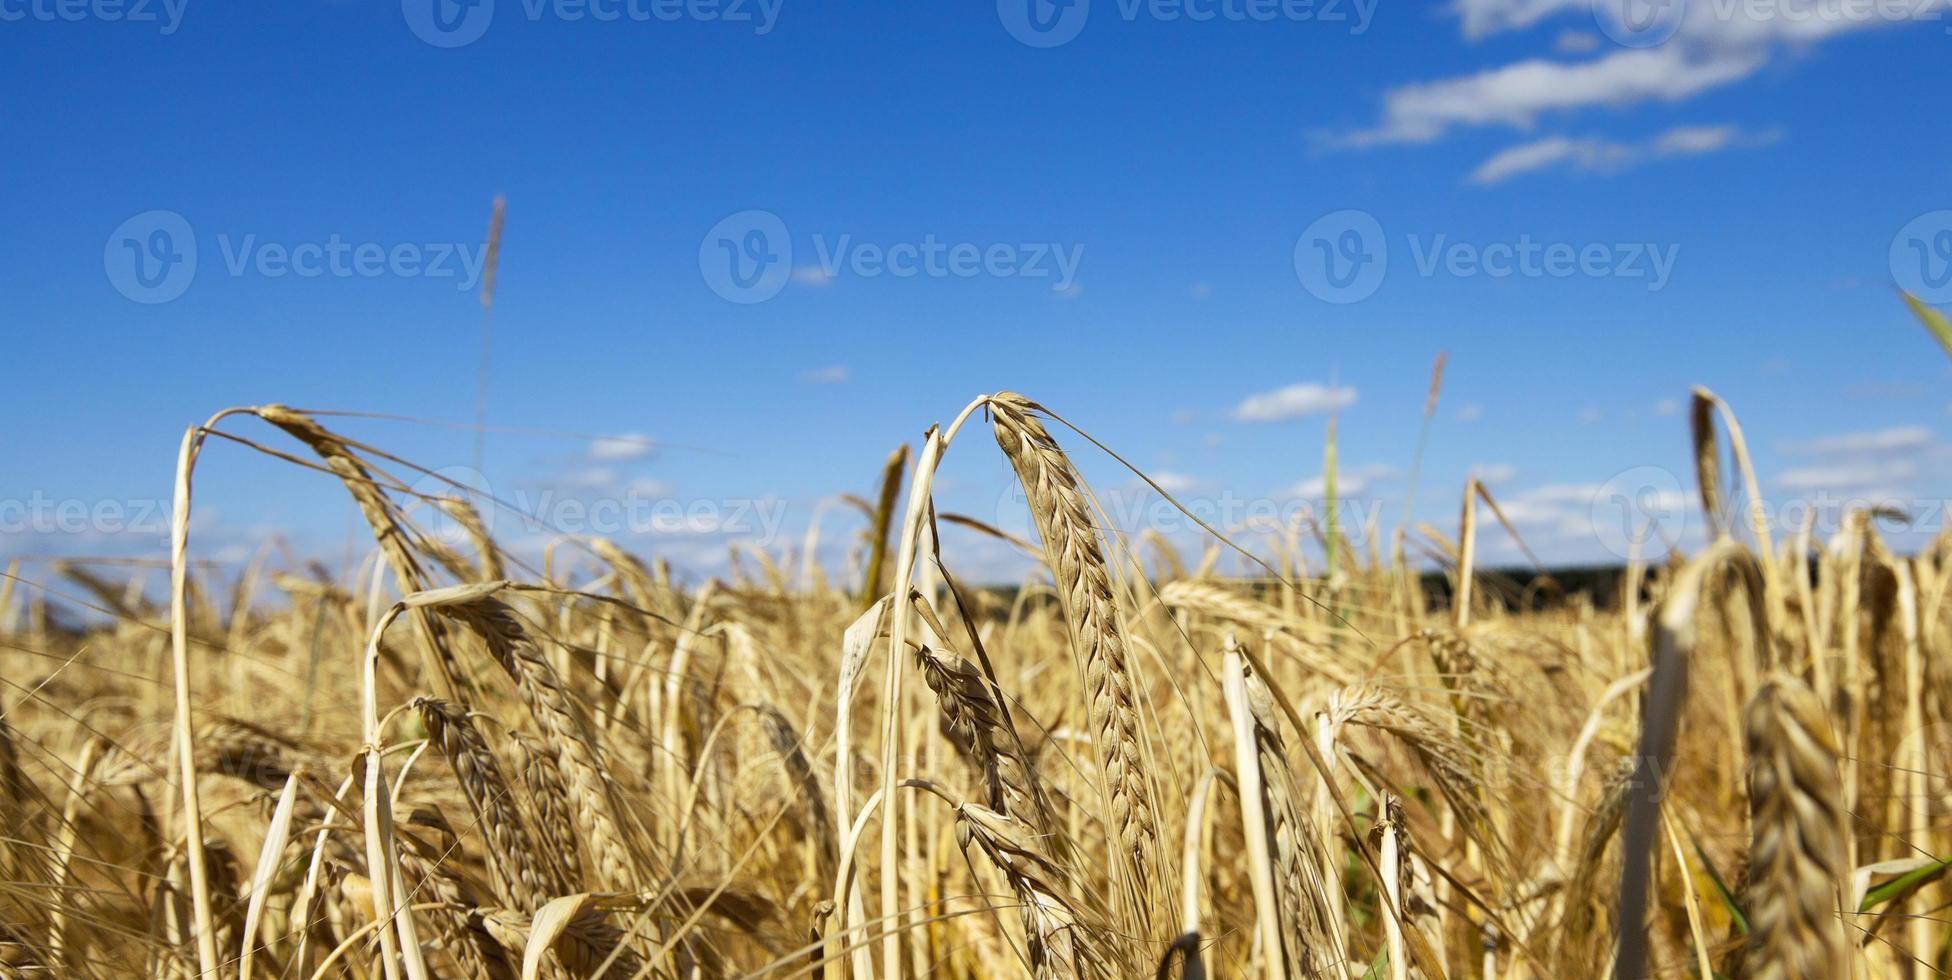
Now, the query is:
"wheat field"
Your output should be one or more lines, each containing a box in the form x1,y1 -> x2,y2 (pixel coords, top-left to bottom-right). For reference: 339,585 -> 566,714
0,383 -> 1946,979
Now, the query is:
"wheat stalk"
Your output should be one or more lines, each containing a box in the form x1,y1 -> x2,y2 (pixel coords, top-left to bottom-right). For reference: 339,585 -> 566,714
414,697 -> 561,910
424,593 -> 647,894
988,392 -> 1159,888
1743,673 -> 1849,980
509,732 -> 583,892
913,642 -> 1043,827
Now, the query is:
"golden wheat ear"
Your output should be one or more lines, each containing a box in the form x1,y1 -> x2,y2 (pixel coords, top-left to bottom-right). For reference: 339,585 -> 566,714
988,393 -> 1160,888
1743,673 -> 1849,980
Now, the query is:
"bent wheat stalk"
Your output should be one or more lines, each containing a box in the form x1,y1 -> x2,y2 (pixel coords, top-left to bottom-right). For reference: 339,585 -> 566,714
989,392 -> 1159,890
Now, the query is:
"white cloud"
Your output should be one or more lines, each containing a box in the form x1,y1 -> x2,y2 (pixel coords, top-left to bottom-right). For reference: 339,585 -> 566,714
1290,463 -> 1399,498
1578,406 -> 1605,424
1339,47 -> 1765,146
1772,425 -> 1935,496
1342,0 -> 1941,156
628,477 -> 677,497
801,365 -> 851,384
1487,482 -> 1611,537
1456,403 -> 1485,422
1471,135 -> 1633,183
559,466 -> 619,489
1234,383 -> 1358,422
1470,124 -> 1779,184
1495,481 -> 1686,541
1783,426 -> 1932,455
791,266 -> 835,286
1654,124 -> 1735,154
1470,463 -> 1518,485
1776,459 -> 1919,493
1454,0 -> 1946,45
1290,475 -> 1338,497
1145,471 -> 1208,495
1654,398 -> 1682,416
1515,482 -> 1612,506
589,433 -> 655,461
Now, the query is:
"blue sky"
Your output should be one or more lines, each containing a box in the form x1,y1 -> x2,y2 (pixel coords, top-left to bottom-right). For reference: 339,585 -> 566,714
3,0 -> 1950,585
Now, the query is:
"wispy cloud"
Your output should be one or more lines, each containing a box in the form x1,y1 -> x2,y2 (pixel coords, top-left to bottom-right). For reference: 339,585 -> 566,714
589,432 -> 655,461
1772,424 -> 1935,496
1776,458 -> 1919,492
1782,425 -> 1931,455
1454,0 -> 1947,45
1234,383 -> 1358,422
1470,124 -> 1779,184
1334,0 -> 1941,163
559,466 -> 621,489
1470,462 -> 1518,485
1844,380 -> 1928,400
1336,47 -> 1765,147
1290,463 -> 1399,498
800,364 -> 851,384
1143,471 -> 1208,495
